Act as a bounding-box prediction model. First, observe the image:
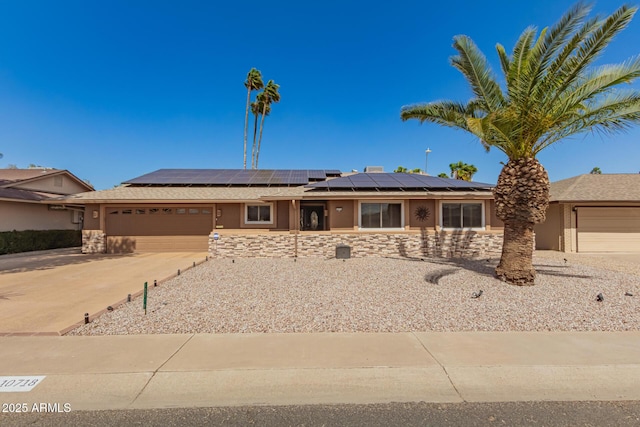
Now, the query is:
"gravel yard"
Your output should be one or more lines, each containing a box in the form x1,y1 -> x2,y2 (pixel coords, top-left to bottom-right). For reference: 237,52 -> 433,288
68,251 -> 640,335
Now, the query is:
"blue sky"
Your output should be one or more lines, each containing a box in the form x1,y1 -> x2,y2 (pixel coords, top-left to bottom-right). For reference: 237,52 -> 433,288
1,1 -> 639,190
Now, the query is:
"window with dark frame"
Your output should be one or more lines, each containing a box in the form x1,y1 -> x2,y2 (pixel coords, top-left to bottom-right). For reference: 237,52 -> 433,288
246,205 -> 271,223
442,202 -> 483,228
360,202 -> 402,228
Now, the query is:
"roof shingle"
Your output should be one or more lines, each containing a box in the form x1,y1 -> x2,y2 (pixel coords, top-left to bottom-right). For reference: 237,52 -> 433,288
550,174 -> 640,202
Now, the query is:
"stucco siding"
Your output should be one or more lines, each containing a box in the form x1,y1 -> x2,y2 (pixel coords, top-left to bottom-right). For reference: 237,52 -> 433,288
0,200 -> 79,231
535,203 -> 562,250
328,200 -> 355,230
408,199 -> 436,229
215,203 -> 241,229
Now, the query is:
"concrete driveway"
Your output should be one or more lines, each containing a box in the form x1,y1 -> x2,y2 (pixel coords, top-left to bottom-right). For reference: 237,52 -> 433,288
0,248 -> 208,335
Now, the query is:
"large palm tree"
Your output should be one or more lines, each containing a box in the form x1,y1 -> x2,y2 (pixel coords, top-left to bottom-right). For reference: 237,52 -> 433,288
449,161 -> 478,181
243,68 -> 263,170
401,3 -> 640,285
253,80 -> 281,169
250,93 -> 270,170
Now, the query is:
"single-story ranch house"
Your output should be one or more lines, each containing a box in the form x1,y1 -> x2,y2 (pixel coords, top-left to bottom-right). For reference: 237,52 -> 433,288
535,174 -> 640,253
0,168 -> 93,232
60,168 -> 505,258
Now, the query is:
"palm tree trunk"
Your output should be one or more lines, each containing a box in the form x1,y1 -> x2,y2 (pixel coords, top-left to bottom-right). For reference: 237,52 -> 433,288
243,88 -> 251,170
493,158 -> 550,286
255,103 -> 268,169
251,112 -> 259,169
496,220 -> 536,285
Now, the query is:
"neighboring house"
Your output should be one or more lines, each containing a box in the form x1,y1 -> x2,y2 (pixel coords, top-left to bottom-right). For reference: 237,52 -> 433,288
0,169 -> 93,232
62,168 -> 505,258
535,174 -> 640,253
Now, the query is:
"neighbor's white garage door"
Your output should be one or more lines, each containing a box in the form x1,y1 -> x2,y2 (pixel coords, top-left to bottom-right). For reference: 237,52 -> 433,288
577,207 -> 640,252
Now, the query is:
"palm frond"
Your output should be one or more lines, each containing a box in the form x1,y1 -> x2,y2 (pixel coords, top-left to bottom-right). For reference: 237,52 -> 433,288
401,101 -> 476,130
401,2 -> 640,163
556,56 -> 640,114
244,68 -> 264,91
496,43 -> 510,77
451,36 -> 504,111
549,5 -> 637,105
536,92 -> 640,153
527,2 -> 591,81
503,26 -> 537,106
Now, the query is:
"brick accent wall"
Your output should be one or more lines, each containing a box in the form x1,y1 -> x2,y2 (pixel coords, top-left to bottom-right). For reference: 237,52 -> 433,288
82,230 -> 106,254
209,231 -> 503,259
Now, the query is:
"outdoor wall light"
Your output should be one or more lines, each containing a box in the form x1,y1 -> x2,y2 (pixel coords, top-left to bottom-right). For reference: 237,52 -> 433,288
217,209 -> 222,217
336,207 -> 343,212
92,210 -> 98,219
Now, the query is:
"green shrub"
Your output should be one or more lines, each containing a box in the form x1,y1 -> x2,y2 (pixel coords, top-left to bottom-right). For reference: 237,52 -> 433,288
0,230 -> 81,255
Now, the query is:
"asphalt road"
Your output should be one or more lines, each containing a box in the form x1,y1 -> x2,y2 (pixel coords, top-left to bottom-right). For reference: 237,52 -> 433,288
2,401 -> 640,426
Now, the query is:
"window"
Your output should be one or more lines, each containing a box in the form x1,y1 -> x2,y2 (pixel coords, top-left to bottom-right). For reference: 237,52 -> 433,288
135,209 -> 146,215
176,208 -> 186,215
122,209 -> 132,215
188,208 -> 199,214
162,208 -> 173,214
202,208 -> 212,214
245,204 -> 273,224
441,202 -> 484,229
359,202 -> 403,229
149,208 -> 159,215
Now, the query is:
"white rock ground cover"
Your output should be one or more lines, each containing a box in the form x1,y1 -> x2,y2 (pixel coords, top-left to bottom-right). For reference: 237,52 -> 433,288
68,252 -> 640,335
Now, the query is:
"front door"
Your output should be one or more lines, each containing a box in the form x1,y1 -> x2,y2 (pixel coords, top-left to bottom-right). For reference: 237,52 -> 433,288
300,204 -> 325,231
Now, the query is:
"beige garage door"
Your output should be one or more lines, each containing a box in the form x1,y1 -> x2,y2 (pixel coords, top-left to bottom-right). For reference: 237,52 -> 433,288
577,207 -> 640,252
106,206 -> 212,253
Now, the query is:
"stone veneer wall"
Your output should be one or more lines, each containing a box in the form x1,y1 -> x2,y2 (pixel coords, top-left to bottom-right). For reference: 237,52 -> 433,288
82,230 -> 106,254
209,231 -> 503,259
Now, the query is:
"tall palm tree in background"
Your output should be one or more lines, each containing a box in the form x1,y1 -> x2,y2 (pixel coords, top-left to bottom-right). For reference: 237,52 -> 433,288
250,93 -> 270,169
590,166 -> 602,174
253,80 -> 281,169
401,3 -> 640,285
449,161 -> 478,181
243,68 -> 263,170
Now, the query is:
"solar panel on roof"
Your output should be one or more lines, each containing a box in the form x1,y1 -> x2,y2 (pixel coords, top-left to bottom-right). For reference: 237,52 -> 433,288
349,175 -> 375,181
126,168 -> 495,189
303,172 -> 494,190
307,170 -> 327,179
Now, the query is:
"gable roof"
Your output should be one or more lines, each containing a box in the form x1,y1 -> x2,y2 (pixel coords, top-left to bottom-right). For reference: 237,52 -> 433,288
0,168 -> 94,205
0,168 -> 61,184
0,168 -> 93,192
550,174 -> 640,202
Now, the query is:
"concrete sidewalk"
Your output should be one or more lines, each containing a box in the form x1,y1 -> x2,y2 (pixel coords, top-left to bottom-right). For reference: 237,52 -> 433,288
1,332 -> 639,411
